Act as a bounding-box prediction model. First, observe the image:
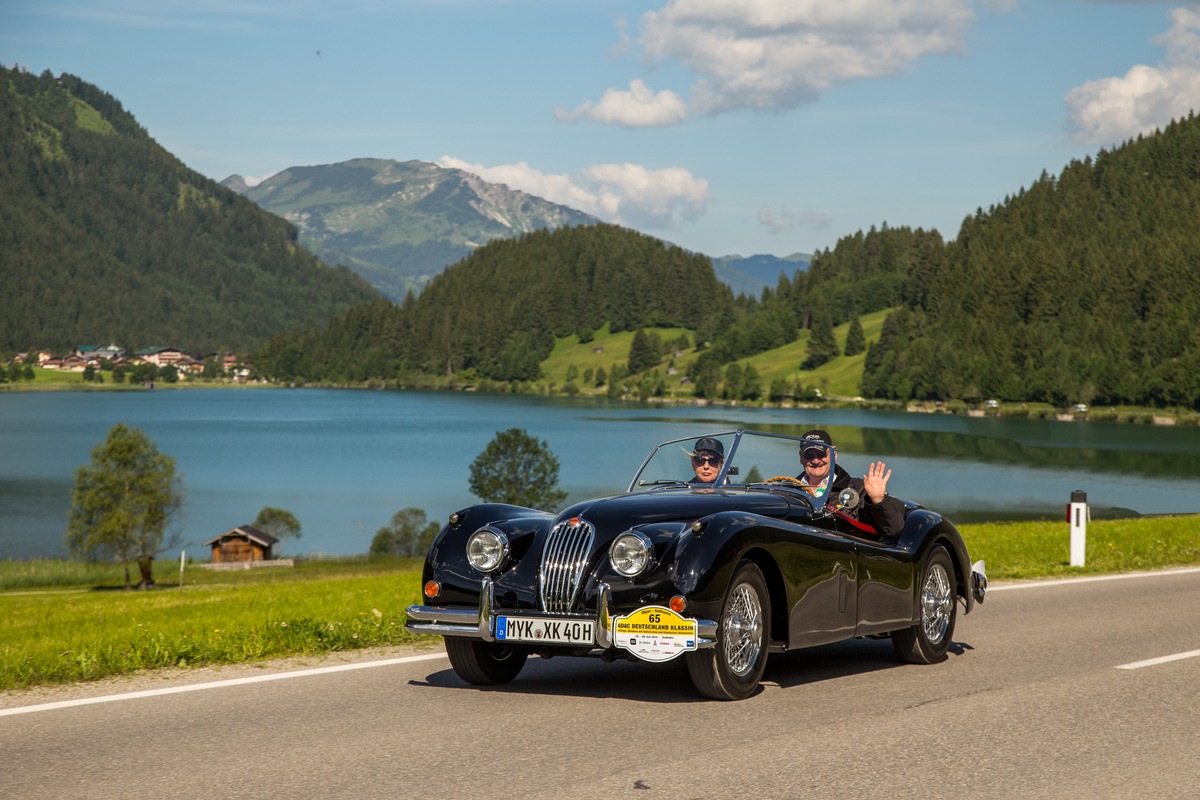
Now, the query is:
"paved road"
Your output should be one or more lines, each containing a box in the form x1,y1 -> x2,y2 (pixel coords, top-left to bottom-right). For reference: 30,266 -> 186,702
3,569 -> 1199,800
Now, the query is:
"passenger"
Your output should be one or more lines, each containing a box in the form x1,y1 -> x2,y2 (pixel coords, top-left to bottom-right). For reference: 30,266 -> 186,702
688,437 -> 725,485
798,429 -> 906,537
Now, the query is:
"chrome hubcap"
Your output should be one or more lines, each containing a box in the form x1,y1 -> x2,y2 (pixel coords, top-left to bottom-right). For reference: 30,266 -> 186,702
920,563 -> 953,644
723,582 -> 763,676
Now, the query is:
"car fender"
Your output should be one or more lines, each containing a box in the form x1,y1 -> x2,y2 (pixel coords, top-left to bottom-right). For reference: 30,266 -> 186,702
899,508 -> 978,616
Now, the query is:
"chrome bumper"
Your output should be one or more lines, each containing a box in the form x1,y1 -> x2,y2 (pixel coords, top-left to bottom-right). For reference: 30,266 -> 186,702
405,579 -> 719,649
971,560 -> 987,604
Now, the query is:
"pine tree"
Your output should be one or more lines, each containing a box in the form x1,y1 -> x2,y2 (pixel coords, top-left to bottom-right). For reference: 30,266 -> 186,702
843,314 -> 866,356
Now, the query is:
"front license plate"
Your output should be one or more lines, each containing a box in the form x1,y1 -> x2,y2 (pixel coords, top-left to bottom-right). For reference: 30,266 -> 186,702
496,615 -> 595,646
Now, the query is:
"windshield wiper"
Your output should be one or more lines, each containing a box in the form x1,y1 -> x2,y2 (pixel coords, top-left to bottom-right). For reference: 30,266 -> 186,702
637,479 -> 690,487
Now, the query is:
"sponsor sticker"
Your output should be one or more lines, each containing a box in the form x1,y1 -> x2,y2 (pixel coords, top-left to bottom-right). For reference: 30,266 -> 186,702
612,605 -> 698,663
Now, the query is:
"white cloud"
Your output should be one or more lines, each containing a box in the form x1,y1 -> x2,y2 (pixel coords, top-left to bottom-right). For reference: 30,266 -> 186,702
564,0 -> 975,125
758,207 -> 833,235
555,79 -> 688,127
437,156 -> 709,231
1066,8 -> 1200,145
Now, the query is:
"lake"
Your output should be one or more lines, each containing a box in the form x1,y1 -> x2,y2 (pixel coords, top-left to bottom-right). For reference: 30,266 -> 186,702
2,388 -> 1199,560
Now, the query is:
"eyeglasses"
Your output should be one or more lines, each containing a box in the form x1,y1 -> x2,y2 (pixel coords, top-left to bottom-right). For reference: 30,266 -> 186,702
802,450 -> 826,463
692,455 -> 722,467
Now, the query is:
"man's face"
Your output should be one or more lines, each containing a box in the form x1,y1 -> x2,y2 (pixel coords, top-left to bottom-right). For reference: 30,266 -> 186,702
802,447 -> 831,483
692,451 -> 722,482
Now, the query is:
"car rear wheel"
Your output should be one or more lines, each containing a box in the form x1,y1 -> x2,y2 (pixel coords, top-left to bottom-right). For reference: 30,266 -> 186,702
445,637 -> 529,685
893,545 -> 957,664
686,560 -> 771,700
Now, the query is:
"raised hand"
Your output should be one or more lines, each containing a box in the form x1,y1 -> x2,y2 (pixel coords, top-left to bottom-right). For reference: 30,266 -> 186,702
862,461 -> 892,504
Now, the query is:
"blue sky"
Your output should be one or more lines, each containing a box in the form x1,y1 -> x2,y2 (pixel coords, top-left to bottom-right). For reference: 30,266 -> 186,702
4,1 -> 1199,259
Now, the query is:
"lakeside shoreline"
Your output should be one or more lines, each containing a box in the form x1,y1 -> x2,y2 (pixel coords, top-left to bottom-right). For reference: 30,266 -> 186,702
4,377 -> 1197,427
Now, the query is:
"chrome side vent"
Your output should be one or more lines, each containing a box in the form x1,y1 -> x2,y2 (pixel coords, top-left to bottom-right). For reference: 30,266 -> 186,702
539,518 -> 596,613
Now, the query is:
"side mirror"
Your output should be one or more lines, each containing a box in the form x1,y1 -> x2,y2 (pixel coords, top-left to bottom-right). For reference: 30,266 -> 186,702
836,487 -> 860,509
726,465 -> 739,476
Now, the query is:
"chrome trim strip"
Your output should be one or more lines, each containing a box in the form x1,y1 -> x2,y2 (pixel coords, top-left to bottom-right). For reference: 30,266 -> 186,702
406,622 -> 486,638
595,583 -> 612,649
405,605 -> 477,626
479,577 -> 495,642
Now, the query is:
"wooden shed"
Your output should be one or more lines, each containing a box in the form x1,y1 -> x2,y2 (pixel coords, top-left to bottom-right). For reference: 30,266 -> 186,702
204,525 -> 279,563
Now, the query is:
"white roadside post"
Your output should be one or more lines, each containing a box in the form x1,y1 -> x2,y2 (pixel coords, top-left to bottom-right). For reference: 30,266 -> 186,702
1068,490 -> 1088,567
179,549 -> 186,589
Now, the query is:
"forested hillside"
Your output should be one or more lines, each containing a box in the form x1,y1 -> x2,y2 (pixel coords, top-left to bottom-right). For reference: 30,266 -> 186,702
862,113 -> 1200,408
0,66 -> 378,354
254,224 -> 736,383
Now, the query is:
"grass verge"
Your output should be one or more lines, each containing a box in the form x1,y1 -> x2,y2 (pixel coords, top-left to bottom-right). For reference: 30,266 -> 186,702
0,557 -> 427,691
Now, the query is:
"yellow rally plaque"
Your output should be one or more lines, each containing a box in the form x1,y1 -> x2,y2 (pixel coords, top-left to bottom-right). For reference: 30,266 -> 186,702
612,605 -> 699,663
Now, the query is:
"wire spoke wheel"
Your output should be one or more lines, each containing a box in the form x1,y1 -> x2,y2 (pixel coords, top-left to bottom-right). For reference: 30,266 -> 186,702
920,560 -> 953,645
893,545 -> 957,664
687,560 -> 771,700
723,582 -> 764,676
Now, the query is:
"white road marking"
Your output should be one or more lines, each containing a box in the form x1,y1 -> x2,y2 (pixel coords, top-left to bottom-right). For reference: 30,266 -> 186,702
1116,650 -> 1200,670
983,567 -> 1200,672
0,652 -> 448,717
987,565 -> 1200,592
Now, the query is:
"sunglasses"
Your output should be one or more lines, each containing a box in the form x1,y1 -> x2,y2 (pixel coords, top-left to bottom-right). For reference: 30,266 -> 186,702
801,450 -> 826,462
692,455 -> 722,467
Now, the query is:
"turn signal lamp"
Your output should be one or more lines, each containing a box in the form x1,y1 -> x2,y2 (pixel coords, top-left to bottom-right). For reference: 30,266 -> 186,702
424,581 -> 441,599
669,595 -> 687,613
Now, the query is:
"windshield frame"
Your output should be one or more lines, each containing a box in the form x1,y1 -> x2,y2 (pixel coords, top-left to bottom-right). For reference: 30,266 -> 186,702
627,429 -> 838,510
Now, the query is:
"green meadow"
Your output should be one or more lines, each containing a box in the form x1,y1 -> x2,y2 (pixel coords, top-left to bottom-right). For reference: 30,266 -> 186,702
3,514 -> 1199,692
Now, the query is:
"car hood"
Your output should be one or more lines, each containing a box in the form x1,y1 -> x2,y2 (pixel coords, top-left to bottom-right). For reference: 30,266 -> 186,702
556,487 -> 797,533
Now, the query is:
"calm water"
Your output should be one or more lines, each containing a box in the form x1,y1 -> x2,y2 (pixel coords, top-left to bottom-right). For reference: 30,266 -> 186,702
2,388 -> 1199,560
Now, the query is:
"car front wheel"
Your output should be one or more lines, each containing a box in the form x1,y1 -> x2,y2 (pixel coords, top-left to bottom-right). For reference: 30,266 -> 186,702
892,545 -> 957,664
445,637 -> 529,685
687,559 -> 771,700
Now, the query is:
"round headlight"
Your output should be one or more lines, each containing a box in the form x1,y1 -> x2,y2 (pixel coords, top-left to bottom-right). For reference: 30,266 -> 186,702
466,528 -> 508,573
610,531 -> 654,577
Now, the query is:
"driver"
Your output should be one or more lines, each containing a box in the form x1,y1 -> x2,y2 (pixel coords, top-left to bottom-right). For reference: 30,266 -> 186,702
798,429 -> 906,537
688,437 -> 725,485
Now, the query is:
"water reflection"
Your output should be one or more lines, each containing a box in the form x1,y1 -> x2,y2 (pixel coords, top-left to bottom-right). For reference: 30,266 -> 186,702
1,390 -> 1198,560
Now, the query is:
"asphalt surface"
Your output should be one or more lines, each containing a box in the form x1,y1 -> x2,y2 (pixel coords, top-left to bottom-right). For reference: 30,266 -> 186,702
3,568 -> 1199,800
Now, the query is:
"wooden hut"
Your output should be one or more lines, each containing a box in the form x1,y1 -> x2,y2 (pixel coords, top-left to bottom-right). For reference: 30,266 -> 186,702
204,525 -> 279,564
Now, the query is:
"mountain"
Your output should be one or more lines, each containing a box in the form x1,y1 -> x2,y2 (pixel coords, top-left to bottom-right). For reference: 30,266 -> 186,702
224,159 -> 600,301
712,252 -> 810,297
0,66 -> 379,354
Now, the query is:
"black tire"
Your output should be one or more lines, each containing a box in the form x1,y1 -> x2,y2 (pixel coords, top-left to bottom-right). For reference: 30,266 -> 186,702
893,545 -> 957,664
444,637 -> 528,685
686,560 -> 771,700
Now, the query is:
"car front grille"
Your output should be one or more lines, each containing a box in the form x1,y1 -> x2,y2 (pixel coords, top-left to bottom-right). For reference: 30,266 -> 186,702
539,518 -> 596,613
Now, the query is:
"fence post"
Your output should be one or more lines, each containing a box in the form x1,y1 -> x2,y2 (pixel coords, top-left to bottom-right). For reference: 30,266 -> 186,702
1068,490 -> 1088,567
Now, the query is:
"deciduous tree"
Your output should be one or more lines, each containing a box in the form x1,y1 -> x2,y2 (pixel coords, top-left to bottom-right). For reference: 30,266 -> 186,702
67,423 -> 183,588
469,428 -> 567,510
370,508 -> 440,557
252,506 -> 302,543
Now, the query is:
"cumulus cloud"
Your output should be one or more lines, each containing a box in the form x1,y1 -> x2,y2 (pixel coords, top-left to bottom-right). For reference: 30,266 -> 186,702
758,207 -> 833,235
437,156 -> 710,230
563,0 -> 975,126
556,79 -> 688,127
1066,8 -> 1200,145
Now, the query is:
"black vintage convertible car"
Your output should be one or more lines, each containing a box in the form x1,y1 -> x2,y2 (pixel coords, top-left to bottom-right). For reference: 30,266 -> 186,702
406,430 -> 986,700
